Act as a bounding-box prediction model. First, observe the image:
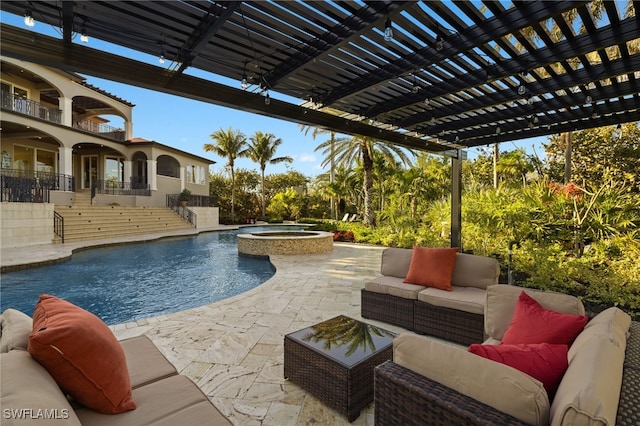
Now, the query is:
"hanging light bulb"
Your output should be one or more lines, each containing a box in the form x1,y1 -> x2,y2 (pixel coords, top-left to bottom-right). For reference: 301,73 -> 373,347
412,84 -> 419,94
612,123 -> 621,140
384,17 -> 393,41
496,126 -> 501,134
80,27 -> 89,43
158,53 -> 166,64
533,116 -> 539,124
585,95 -> 592,105
264,92 -> 271,105
527,97 -> 534,105
24,9 -> 35,27
240,61 -> 249,90
435,36 -> 444,51
424,98 -> 430,106
517,84 -> 526,96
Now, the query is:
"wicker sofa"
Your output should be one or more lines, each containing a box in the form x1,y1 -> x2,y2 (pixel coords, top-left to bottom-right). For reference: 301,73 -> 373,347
0,308 -> 230,426
374,284 -> 638,426
361,247 -> 500,345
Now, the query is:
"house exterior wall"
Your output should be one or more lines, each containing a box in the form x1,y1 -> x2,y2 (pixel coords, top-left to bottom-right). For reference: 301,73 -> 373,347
1,203 -> 55,248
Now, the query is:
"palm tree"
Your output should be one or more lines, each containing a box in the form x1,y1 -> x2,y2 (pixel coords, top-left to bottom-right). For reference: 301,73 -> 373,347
246,131 -> 293,217
204,127 -> 248,223
301,125 -> 339,220
315,130 -> 414,226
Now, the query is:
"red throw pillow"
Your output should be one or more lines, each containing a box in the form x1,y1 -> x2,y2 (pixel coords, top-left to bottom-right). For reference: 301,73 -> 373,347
468,343 -> 568,398
28,294 -> 136,414
502,291 -> 588,345
403,247 -> 458,291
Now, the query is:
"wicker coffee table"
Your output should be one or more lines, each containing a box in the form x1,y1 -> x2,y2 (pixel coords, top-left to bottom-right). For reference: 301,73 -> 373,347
284,315 -> 395,421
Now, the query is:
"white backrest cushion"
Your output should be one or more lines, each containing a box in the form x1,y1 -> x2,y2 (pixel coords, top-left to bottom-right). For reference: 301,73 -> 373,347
0,309 -> 33,353
451,253 -> 500,289
380,247 -> 412,278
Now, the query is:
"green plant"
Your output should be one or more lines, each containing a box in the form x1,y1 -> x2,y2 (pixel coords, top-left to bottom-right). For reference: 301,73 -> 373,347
179,188 -> 191,201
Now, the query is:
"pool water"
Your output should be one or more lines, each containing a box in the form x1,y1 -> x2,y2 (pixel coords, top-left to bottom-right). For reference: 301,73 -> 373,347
0,227 -> 300,325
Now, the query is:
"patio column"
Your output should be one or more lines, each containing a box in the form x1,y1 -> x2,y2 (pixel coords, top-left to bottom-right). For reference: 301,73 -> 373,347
148,159 -> 157,191
124,120 -> 133,141
450,149 -> 465,250
123,160 -> 132,186
58,146 -> 73,176
59,97 -> 73,127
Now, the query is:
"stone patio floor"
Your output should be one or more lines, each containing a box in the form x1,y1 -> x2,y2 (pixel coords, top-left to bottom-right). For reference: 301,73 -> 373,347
1,226 -> 407,425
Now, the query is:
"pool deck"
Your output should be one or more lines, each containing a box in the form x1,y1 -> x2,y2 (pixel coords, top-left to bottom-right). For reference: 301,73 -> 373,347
1,226 -> 407,425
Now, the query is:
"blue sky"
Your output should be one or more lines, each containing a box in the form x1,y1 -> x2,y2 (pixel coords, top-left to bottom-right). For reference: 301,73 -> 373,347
2,10 -> 546,177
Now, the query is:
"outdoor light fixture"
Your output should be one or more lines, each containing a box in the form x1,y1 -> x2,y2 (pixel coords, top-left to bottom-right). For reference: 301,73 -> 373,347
435,36 -> 444,51
527,97 -> 534,106
264,92 -> 271,105
613,123 -> 622,140
158,53 -> 166,64
517,84 -> 526,96
585,95 -> 592,104
240,61 -> 249,90
384,17 -> 393,41
80,27 -> 89,43
424,97 -> 430,106
496,126 -> 501,134
24,9 -> 35,27
412,73 -> 419,93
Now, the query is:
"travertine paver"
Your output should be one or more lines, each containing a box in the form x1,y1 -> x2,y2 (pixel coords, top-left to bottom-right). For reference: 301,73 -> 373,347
1,229 -> 406,425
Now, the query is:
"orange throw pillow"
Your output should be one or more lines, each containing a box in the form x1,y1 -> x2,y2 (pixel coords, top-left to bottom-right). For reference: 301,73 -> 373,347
28,294 -> 136,414
403,247 -> 458,291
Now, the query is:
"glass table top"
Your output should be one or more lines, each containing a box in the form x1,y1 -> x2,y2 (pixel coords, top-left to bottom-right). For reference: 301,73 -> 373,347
286,315 -> 396,368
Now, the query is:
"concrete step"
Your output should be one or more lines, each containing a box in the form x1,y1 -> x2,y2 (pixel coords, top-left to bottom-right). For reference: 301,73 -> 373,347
54,205 -> 193,243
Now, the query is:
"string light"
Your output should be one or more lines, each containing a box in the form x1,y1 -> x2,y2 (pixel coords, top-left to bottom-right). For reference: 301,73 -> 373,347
435,36 -> 444,51
264,92 -> 271,105
384,17 -> 393,41
517,84 -> 526,96
80,27 -> 89,43
240,61 -> 249,90
24,9 -> 35,27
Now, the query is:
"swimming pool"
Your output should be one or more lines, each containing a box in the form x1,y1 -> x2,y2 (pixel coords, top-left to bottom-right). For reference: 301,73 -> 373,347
0,227 -> 302,325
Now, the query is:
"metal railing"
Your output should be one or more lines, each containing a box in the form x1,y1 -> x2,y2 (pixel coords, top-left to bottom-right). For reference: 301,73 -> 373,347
54,211 -> 64,243
166,194 -> 218,207
73,119 -> 126,141
93,180 -> 151,196
1,90 -> 62,123
0,169 -> 75,203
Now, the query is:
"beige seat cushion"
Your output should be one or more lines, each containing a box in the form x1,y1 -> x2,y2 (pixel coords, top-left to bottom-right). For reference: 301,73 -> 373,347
550,335 -> 625,426
393,333 -> 550,426
569,307 -> 631,355
417,286 -> 486,315
0,309 -> 33,353
380,247 -> 412,278
75,374 -> 231,426
451,253 -> 500,289
120,335 -> 178,389
365,276 -> 426,299
485,285 -> 585,341
1,350 -> 82,426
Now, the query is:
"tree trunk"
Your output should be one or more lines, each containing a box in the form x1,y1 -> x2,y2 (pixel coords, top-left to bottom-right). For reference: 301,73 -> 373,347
361,142 -> 376,227
261,167 -> 266,217
493,143 -> 499,189
564,132 -> 572,184
330,134 -> 336,220
230,166 -> 236,223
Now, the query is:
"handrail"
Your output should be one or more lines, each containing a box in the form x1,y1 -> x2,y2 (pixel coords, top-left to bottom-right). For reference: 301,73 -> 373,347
54,211 -> 64,243
73,119 -> 126,141
0,90 -> 62,123
94,180 -> 150,196
0,169 -> 75,203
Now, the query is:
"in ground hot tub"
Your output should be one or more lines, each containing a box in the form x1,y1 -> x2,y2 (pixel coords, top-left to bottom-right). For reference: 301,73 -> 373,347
237,230 -> 334,256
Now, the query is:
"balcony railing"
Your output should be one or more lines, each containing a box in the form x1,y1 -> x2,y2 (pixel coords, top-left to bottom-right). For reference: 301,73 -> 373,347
1,91 -> 62,123
94,179 -> 151,196
0,169 -> 75,203
73,119 -> 126,141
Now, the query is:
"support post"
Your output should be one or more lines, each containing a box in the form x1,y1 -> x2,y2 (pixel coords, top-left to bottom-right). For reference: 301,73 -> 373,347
450,149 -> 465,250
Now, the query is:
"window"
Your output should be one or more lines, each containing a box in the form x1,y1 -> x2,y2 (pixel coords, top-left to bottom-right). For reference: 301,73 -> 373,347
105,157 -> 124,182
13,145 -> 33,171
157,155 -> 180,178
37,149 -> 56,174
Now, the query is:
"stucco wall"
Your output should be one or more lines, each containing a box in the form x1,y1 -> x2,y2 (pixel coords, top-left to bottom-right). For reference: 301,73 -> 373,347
1,203 -> 54,248
191,207 -> 219,228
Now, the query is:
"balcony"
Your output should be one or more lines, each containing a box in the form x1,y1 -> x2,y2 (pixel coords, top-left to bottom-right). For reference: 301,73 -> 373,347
1,90 -> 62,124
73,119 -> 126,141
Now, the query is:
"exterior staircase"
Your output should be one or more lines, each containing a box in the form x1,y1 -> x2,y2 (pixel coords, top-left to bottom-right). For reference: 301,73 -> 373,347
54,204 -> 194,243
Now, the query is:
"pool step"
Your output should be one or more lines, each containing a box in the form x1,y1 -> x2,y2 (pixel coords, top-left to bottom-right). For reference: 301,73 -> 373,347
54,205 -> 193,243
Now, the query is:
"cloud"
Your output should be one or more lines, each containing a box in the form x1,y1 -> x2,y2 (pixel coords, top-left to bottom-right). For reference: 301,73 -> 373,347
298,153 -> 316,162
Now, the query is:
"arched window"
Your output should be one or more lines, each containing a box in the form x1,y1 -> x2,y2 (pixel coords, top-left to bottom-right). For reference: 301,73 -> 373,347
157,155 -> 180,178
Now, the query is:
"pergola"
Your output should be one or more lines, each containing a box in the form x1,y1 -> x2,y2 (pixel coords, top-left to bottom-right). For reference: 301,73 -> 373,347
1,0 -> 639,247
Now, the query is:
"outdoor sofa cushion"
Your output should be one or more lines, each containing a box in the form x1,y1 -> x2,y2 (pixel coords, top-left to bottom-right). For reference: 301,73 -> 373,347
417,286 -> 486,315
28,294 -> 136,414
451,252 -> 500,289
0,308 -> 32,353
365,276 -> 426,299
403,247 -> 458,290
379,247 -> 414,278
485,285 -> 585,342
120,335 -> 178,389
394,332 -> 550,425
1,349 -> 83,426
